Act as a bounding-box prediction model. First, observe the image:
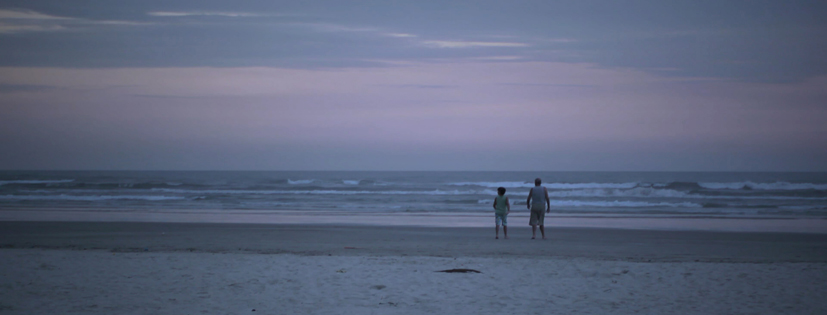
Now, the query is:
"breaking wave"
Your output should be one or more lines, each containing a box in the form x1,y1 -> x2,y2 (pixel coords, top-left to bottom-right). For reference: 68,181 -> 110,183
548,187 -> 689,198
449,181 -> 639,189
0,179 -> 75,185
287,179 -> 315,185
0,194 -> 186,201
152,188 -> 482,196
699,181 -> 827,190
477,199 -> 701,208
452,180 -> 827,191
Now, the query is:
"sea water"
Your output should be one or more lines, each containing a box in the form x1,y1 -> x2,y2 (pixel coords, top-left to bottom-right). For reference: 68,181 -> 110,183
1,171 -> 826,219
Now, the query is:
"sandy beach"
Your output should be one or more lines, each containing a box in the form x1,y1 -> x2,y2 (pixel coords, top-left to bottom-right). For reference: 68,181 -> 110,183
3,0 -> 827,313
1,222 -> 826,314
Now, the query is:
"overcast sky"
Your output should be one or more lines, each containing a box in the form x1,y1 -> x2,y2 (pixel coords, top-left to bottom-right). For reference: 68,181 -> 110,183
1,0 -> 826,171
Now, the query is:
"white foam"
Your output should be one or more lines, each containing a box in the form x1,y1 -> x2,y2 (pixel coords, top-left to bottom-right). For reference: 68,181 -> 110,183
0,179 -> 75,185
0,194 -> 186,201
550,200 -> 702,208
287,179 -> 314,185
449,181 -> 639,189
343,180 -> 360,185
699,181 -> 827,190
545,182 -> 639,189
145,187 -> 827,201
548,187 -> 690,198
449,181 -> 532,188
152,188 -> 481,196
543,188 -> 827,201
478,199 -> 701,208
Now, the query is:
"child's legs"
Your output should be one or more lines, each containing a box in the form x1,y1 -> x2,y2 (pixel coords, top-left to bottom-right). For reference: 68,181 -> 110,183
495,215 -> 503,236
501,215 -> 508,237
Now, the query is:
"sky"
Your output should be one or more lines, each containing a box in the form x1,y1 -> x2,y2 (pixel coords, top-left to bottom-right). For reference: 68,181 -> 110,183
0,0 -> 826,171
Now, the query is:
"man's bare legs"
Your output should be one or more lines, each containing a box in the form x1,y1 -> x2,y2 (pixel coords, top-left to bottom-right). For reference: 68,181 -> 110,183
495,225 -> 500,239
531,225 -> 537,239
539,225 -> 546,239
503,226 -> 508,239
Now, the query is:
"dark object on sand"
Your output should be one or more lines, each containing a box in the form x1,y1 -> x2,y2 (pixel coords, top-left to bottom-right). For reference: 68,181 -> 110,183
436,269 -> 481,273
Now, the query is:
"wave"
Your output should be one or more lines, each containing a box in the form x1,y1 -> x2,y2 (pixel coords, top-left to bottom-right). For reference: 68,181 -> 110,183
22,186 -> 824,202
287,179 -> 315,185
140,187 -> 827,200
0,179 -> 75,185
452,180 -> 827,191
553,200 -> 700,208
1,181 -> 204,190
546,183 -> 640,189
92,182 -> 196,189
779,205 -> 827,210
342,180 -> 376,185
546,188 -> 827,201
449,181 -> 531,188
0,194 -> 187,201
656,182 -> 703,190
548,187 -> 690,198
152,188 -> 482,196
701,203 -> 781,209
449,181 -> 639,189
479,199 -> 700,208
699,181 -> 827,191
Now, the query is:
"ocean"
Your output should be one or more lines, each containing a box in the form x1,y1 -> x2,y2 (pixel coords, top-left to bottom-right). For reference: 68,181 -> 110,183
1,171 -> 826,218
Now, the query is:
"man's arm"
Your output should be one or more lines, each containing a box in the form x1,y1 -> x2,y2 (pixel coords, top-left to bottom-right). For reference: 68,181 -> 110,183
526,189 -> 533,209
545,187 -> 551,213
493,198 -> 497,210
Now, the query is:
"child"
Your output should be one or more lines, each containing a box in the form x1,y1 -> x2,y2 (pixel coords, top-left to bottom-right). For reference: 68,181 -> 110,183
492,187 -> 510,239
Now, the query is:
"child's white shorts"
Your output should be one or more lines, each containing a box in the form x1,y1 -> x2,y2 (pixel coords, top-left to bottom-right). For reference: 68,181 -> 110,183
495,214 -> 507,226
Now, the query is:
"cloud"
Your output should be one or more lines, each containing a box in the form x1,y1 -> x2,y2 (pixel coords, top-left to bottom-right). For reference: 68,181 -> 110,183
0,10 -> 70,33
0,9 -> 72,20
421,40 -> 529,48
0,9 -> 146,34
147,11 -> 275,18
101,21 -> 152,26
129,94 -> 214,99
3,63 -> 825,170
473,56 -> 523,61
381,84 -> 458,89
0,23 -> 65,33
498,83 -> 598,88
537,38 -> 578,43
289,22 -> 376,33
0,84 -> 58,92
2,2 -> 823,83
385,33 -> 417,38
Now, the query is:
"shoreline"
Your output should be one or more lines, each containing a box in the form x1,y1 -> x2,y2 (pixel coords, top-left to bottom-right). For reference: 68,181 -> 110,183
1,207 -> 826,233
3,221 -> 826,262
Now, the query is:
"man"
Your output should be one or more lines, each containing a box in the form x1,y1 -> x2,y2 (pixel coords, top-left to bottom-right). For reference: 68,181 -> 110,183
526,178 -> 550,239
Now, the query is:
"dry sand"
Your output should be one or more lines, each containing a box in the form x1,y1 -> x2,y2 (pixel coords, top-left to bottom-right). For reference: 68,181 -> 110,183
1,222 -> 826,314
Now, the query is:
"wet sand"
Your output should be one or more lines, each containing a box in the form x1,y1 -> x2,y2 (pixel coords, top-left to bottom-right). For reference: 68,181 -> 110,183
1,221 -> 826,314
